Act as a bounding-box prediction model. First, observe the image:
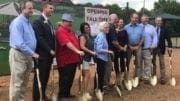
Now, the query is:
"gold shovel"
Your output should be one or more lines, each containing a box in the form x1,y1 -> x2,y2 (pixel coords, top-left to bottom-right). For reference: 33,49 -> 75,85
50,64 -> 57,101
112,57 -> 122,97
123,58 -> 132,91
131,55 -> 139,88
34,59 -> 44,101
78,64 -> 88,101
35,68 -> 43,101
149,50 -> 157,86
168,50 -> 176,87
94,63 -> 103,101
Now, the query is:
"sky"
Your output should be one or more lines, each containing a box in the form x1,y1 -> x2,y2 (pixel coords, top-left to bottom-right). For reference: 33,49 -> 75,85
71,0 -> 180,11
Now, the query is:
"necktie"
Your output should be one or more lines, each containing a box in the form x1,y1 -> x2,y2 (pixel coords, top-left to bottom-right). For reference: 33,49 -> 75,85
157,27 -> 160,39
156,27 -> 159,34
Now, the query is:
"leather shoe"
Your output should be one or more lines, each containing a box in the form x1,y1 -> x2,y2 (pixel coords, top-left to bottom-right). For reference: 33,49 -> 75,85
160,79 -> 166,85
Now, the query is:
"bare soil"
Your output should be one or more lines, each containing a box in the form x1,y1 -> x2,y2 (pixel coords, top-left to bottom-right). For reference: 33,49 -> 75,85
1,49 -> 180,101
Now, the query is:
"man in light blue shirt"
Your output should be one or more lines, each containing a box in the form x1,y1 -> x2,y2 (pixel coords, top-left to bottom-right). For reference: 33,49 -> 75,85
124,13 -> 144,85
9,1 -> 39,101
140,15 -> 158,83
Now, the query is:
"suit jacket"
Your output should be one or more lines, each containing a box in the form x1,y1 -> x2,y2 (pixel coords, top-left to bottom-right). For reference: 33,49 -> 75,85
157,26 -> 172,54
33,15 -> 55,59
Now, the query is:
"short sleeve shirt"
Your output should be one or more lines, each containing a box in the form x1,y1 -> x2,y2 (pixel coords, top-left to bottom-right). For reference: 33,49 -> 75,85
56,25 -> 80,67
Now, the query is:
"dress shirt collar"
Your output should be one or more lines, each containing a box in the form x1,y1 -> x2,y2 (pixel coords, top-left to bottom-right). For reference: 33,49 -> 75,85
19,14 -> 29,23
42,13 -> 49,21
130,23 -> 138,27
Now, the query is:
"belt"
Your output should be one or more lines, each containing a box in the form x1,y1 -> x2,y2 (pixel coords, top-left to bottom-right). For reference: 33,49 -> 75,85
142,48 -> 150,50
12,48 -> 23,53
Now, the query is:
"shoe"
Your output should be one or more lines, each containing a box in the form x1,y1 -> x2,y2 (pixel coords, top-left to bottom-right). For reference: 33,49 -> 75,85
67,95 -> 76,98
160,79 -> 166,85
44,96 -> 51,101
103,85 -> 114,91
143,79 -> 149,84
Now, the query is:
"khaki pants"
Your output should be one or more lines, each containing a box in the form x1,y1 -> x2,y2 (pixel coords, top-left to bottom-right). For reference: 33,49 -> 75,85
142,49 -> 152,79
127,47 -> 142,78
9,48 -> 33,101
152,48 -> 166,79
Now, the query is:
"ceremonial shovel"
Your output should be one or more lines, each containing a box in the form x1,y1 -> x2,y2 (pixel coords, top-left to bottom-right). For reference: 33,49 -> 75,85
123,58 -> 132,91
168,50 -> 176,87
149,50 -> 157,86
112,57 -> 121,97
35,59 -> 43,101
78,64 -> 89,101
50,64 -> 57,101
131,55 -> 139,88
94,63 -> 103,101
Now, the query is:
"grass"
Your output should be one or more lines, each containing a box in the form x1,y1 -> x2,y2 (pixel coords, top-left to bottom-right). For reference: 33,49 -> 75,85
0,42 -> 10,75
0,0 -> 9,4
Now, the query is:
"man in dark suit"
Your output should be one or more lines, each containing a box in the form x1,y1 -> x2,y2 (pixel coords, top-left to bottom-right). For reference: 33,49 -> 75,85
152,16 -> 172,85
32,2 -> 55,100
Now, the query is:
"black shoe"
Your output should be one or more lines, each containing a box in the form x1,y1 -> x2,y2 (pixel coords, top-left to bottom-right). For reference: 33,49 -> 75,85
103,84 -> 114,91
143,79 -> 149,84
160,79 -> 166,85
67,95 -> 76,98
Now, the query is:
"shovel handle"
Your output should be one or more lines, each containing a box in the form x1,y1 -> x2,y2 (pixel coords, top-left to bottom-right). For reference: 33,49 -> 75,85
35,68 -> 43,100
168,50 -> 172,57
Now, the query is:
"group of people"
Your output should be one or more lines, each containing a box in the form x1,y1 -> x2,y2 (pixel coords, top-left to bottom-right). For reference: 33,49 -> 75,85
8,1 -> 173,101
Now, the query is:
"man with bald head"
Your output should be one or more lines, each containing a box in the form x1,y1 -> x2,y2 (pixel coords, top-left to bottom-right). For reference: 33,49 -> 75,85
140,15 -> 158,84
104,13 -> 119,87
153,16 -> 172,84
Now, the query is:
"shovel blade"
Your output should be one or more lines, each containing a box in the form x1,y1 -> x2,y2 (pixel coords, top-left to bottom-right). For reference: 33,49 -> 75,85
169,77 -> 176,87
51,94 -> 57,101
125,80 -> 132,91
95,89 -> 103,101
150,76 -> 157,86
78,93 -> 88,101
132,77 -> 139,88
115,86 -> 122,97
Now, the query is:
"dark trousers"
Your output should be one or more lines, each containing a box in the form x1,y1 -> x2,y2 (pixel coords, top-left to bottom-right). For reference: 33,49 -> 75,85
58,63 -> 77,98
33,58 -> 52,101
114,51 -> 128,74
95,58 -> 107,92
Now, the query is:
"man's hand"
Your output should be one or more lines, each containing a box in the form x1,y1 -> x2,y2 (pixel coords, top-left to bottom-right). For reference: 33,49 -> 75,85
32,53 -> 39,59
50,50 -> 55,56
